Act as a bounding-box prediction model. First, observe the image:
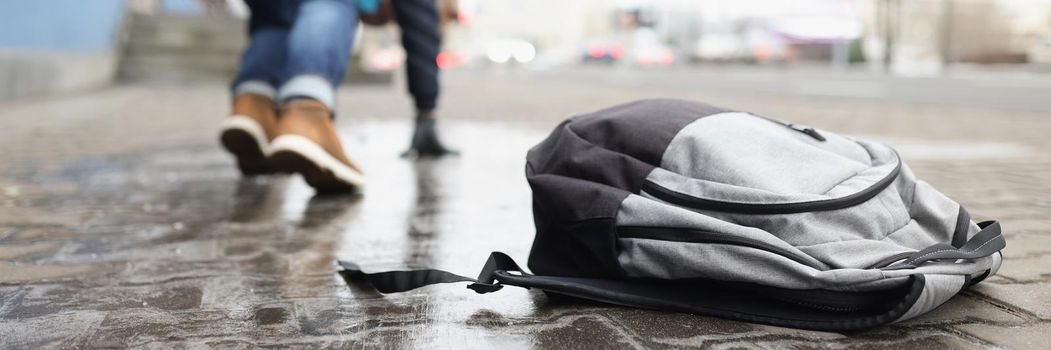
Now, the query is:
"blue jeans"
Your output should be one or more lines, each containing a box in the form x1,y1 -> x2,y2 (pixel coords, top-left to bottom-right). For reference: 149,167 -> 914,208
232,0 -> 358,109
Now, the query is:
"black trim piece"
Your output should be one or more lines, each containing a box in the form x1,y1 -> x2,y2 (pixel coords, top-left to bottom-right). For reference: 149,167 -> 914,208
952,206 -> 972,248
966,269 -> 992,288
617,226 -> 826,270
754,114 -> 827,141
715,279 -> 897,313
491,271 -> 927,332
641,153 -> 902,215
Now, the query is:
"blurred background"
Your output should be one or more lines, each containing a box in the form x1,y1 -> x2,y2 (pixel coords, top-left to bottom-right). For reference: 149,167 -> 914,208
4,2 -> 1051,348
2,0 -> 1050,102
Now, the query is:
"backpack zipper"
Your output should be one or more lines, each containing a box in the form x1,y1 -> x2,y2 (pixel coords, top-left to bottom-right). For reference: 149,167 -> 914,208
618,226 -> 827,270
641,152 -> 902,215
754,115 -> 827,141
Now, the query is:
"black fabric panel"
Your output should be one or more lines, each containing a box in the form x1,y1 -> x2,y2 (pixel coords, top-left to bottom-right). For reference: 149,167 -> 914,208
492,272 -> 926,331
527,118 -> 657,193
525,118 -> 649,278
523,100 -> 728,278
568,99 -> 729,174
528,206 -> 624,279
526,174 -> 628,278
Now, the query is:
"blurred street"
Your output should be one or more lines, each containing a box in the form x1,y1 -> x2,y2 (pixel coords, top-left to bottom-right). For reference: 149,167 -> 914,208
2,68 -> 1050,348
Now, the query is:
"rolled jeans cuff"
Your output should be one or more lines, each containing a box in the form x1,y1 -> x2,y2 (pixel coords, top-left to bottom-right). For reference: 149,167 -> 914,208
278,75 -> 335,110
232,80 -> 276,99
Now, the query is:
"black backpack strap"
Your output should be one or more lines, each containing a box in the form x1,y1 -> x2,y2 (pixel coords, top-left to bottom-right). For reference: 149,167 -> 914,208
338,252 -> 525,294
336,222 -> 1004,332
883,220 -> 1005,270
339,252 -> 935,331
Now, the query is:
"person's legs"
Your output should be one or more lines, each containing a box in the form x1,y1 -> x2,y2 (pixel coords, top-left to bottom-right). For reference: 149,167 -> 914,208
393,0 -> 455,157
269,0 -> 364,192
231,0 -> 298,96
276,0 -> 358,110
231,28 -> 288,97
221,1 -> 295,175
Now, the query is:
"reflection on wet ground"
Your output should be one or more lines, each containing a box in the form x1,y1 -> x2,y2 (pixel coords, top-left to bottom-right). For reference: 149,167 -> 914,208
0,117 -> 1044,348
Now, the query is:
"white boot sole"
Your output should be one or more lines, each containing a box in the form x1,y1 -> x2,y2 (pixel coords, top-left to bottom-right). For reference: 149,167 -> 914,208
219,116 -> 272,174
269,134 -> 366,191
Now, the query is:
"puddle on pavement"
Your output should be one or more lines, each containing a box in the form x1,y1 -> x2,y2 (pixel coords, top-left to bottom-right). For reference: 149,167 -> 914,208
1,120 -> 1003,347
1,120 -> 586,347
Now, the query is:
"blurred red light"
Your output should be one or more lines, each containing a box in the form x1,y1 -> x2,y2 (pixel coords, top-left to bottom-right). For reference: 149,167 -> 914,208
588,44 -> 605,58
658,49 -> 674,65
457,13 -> 472,27
610,43 -> 624,59
754,46 -> 771,61
437,51 -> 462,69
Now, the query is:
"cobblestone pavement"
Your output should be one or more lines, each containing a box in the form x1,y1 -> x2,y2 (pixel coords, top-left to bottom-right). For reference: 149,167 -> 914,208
1,70 -> 1049,349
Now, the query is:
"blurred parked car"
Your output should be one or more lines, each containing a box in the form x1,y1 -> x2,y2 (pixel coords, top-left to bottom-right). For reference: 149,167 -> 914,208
582,39 -> 624,64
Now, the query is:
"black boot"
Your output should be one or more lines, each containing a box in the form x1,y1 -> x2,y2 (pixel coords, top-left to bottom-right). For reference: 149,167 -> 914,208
402,115 -> 457,158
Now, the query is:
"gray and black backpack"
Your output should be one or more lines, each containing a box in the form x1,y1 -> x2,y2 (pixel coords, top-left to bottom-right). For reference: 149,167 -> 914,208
340,99 -> 1005,331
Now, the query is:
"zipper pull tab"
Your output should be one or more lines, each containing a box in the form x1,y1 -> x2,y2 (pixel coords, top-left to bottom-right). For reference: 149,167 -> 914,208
786,124 -> 826,142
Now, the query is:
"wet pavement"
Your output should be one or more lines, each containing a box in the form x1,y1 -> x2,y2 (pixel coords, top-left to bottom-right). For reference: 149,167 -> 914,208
1,70 -> 1050,348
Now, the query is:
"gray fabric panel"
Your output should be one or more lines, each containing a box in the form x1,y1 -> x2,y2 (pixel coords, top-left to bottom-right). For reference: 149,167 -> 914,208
908,179 -> 971,246
617,238 -> 882,290
892,274 -> 965,323
656,112 -> 896,202
616,110 -> 997,292
640,147 -> 963,267
618,236 -> 996,291
617,194 -> 827,269
616,194 -> 995,290
795,212 -> 953,269
648,141 -> 897,204
795,239 -> 915,270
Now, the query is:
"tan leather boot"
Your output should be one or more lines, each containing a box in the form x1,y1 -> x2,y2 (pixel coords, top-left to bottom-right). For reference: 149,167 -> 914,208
220,93 -> 279,175
269,99 -> 365,192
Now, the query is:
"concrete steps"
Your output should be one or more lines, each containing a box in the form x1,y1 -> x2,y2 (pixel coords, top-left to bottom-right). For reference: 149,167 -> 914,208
118,13 -> 391,85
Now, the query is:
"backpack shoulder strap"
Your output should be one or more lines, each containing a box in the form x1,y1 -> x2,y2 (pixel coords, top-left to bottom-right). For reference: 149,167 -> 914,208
338,252 -> 524,294
883,220 -> 1004,270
